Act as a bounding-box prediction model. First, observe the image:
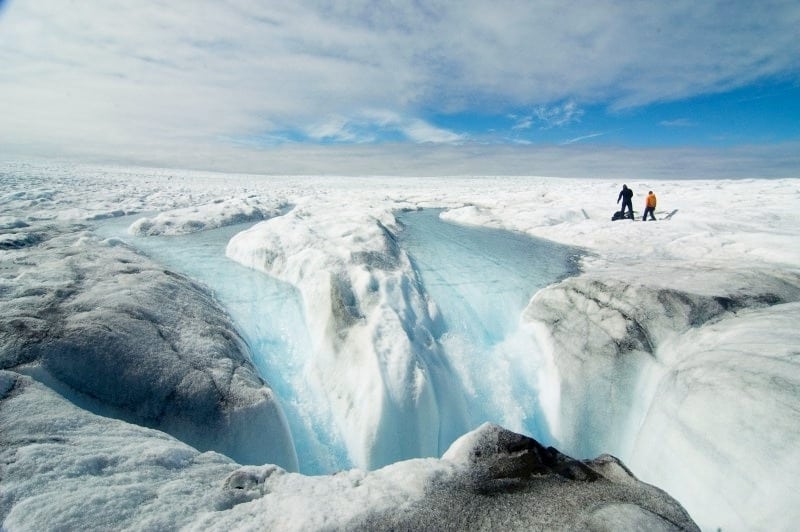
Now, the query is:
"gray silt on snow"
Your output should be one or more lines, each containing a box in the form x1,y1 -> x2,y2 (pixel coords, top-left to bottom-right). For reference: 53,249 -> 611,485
0,224 -> 297,470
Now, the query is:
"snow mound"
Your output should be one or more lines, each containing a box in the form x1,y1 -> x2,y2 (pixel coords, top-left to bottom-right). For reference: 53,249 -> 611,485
0,229 -> 297,470
226,202 -> 470,469
129,196 -> 291,236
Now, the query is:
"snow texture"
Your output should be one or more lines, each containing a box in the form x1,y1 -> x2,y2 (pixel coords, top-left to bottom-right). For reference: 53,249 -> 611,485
0,371 -> 240,530
195,423 -> 697,531
3,161 -> 799,530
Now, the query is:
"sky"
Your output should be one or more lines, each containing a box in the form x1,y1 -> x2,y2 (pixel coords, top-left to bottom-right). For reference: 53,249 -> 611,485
1,0 -> 799,177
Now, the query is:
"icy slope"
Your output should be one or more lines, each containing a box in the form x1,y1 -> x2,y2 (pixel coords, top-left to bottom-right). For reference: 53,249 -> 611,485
226,201 -> 470,469
0,371 -> 240,530
0,226 -> 297,469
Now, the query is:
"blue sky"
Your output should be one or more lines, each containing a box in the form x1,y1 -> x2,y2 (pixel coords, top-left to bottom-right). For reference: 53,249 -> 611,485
1,1 -> 798,177
424,81 -> 800,148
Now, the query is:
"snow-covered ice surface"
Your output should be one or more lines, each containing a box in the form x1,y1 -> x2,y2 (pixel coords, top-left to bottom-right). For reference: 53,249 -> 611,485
0,375 -> 696,530
2,160 -> 799,530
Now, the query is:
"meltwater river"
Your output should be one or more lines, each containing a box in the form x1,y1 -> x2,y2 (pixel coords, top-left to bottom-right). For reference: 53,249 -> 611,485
96,209 -> 581,474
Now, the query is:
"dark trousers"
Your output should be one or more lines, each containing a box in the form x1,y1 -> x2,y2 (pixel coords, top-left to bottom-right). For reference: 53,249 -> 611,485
621,200 -> 633,218
643,206 -> 656,220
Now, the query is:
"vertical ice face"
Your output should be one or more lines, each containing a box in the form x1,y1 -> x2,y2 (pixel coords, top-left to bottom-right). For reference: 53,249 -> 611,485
523,266 -> 800,531
395,208 -> 582,445
629,302 -> 800,531
227,205 -> 471,469
0,229 -> 298,471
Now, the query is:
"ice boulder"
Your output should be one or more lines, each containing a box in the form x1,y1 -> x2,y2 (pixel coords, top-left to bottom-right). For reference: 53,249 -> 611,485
0,229 -> 297,470
196,423 -> 698,530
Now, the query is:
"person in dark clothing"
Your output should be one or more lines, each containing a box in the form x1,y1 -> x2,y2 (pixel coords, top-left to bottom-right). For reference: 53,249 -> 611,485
617,184 -> 634,220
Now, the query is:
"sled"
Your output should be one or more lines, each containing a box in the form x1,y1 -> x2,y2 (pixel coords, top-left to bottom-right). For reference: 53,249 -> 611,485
611,210 -> 634,221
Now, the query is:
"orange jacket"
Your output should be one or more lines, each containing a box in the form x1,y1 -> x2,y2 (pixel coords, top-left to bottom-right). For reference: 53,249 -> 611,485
646,193 -> 657,208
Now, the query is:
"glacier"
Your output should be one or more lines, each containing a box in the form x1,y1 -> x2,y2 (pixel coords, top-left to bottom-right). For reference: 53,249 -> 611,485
2,162 -> 799,530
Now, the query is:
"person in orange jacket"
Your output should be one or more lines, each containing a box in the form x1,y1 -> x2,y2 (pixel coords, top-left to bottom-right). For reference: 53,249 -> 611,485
643,190 -> 657,221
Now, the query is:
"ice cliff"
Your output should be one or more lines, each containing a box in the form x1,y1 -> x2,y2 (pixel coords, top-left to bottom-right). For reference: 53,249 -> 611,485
0,225 -> 297,470
525,265 -> 800,530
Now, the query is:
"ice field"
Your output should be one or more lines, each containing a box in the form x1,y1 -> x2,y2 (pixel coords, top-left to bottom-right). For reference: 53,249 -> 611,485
2,162 -> 800,530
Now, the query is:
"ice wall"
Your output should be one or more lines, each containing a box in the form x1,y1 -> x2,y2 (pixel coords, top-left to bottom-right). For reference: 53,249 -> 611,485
0,228 -> 298,470
395,208 -> 581,444
524,264 -> 800,530
630,302 -> 800,531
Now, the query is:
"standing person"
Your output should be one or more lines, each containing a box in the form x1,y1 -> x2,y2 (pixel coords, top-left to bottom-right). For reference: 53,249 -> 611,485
643,190 -> 657,221
617,184 -> 634,220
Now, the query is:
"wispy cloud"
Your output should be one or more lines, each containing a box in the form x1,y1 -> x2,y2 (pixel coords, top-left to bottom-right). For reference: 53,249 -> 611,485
304,111 -> 463,144
659,118 -> 696,127
511,101 -> 583,132
534,102 -> 584,129
511,116 -> 534,130
560,132 -> 609,145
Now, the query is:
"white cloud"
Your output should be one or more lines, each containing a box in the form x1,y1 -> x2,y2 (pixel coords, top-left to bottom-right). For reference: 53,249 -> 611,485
304,111 -> 463,144
560,132 -> 608,145
0,0 -> 798,167
306,117 -> 367,143
401,119 -> 465,144
659,119 -> 696,127
511,117 -> 534,130
534,102 -> 584,129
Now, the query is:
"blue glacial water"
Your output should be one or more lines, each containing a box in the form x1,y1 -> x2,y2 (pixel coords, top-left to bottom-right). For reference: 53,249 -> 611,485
94,217 -> 348,475
396,209 -> 582,445
95,209 -> 582,473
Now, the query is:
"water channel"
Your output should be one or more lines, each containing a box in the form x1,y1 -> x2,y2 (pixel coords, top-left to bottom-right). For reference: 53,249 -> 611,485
95,209 -> 582,474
